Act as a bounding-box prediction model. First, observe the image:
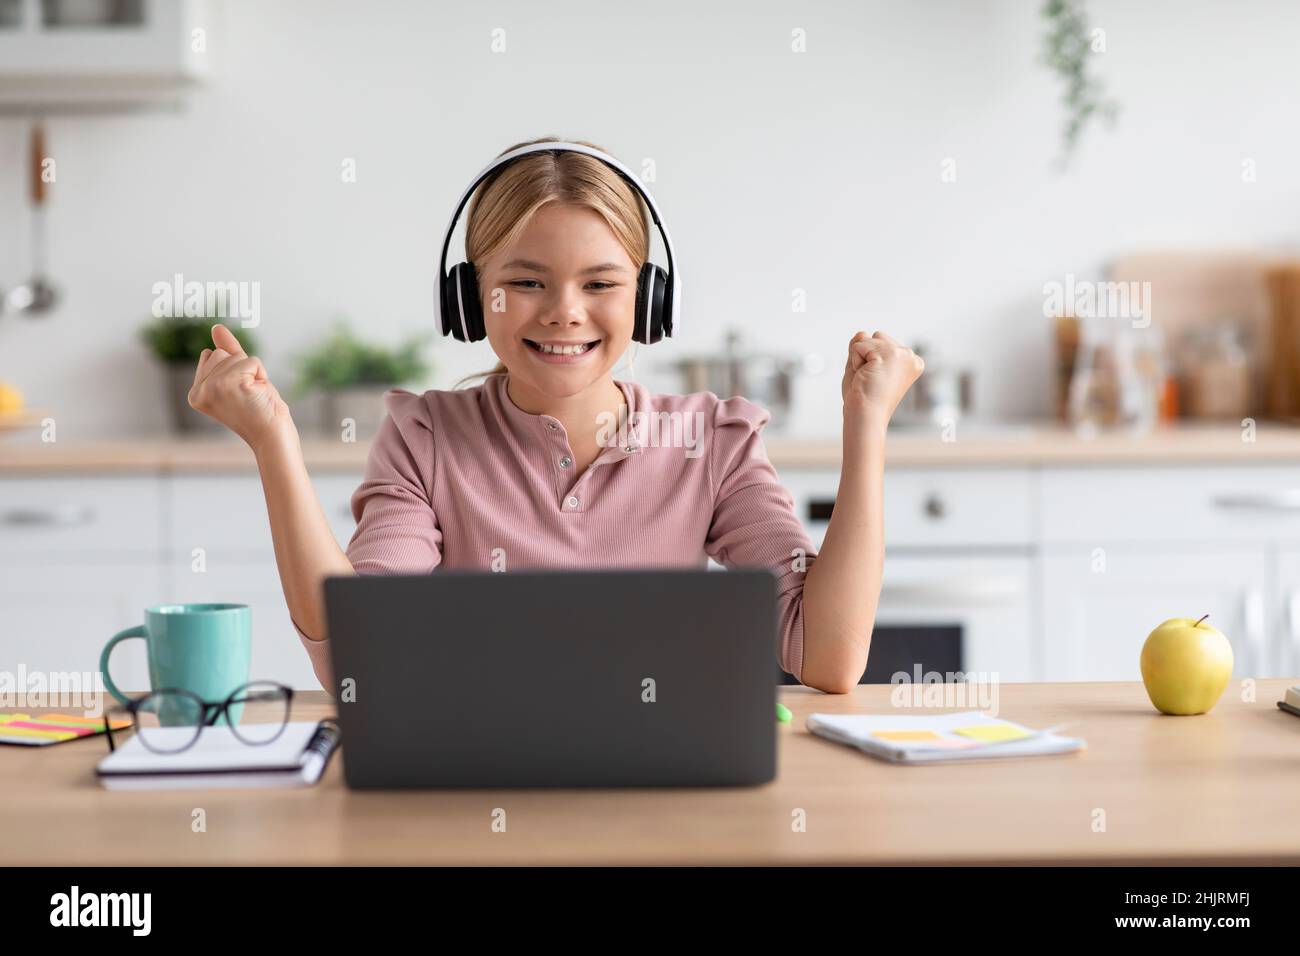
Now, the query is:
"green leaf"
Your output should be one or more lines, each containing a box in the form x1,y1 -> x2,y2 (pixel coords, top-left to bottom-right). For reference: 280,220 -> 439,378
291,320 -> 433,397
139,314 -> 259,364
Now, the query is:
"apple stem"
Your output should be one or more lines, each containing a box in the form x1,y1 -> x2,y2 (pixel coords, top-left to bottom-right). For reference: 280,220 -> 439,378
1195,614 -> 1210,627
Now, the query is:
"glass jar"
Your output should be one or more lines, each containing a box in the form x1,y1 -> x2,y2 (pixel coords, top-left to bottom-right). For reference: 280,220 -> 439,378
1067,316 -> 1158,434
1182,323 -> 1253,421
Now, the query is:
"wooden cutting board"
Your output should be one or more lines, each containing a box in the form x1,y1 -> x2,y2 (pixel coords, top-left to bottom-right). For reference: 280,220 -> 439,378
1104,250 -> 1300,419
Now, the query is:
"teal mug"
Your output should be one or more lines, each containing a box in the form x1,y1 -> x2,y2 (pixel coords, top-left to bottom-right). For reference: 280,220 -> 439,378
100,604 -> 252,727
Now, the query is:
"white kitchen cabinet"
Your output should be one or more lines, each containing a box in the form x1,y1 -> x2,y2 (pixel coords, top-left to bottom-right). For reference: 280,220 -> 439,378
0,475 -> 164,560
0,474 -> 165,692
1041,465 -> 1300,544
0,560 -> 162,693
1040,547 -> 1271,681
1272,550 -> 1300,679
883,468 -> 1035,548
0,470 -> 356,691
7,458 -> 1300,693
0,0 -> 210,111
780,466 -> 1035,549
167,474 -> 359,555
165,472 -> 360,689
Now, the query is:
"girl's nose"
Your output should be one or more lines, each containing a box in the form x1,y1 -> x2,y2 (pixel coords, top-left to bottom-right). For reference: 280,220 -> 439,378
541,285 -> 586,325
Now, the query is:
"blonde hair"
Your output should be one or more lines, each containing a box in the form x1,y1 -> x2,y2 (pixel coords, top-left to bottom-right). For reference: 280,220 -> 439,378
451,136 -> 651,389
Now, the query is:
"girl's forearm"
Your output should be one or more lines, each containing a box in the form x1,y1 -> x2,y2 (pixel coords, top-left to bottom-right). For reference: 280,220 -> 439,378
800,409 -> 887,693
252,425 -> 354,642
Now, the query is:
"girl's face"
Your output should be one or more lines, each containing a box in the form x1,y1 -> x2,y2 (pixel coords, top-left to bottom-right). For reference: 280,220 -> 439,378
478,201 -> 639,399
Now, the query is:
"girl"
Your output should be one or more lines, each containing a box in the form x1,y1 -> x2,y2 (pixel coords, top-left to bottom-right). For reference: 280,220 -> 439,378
188,136 -> 923,695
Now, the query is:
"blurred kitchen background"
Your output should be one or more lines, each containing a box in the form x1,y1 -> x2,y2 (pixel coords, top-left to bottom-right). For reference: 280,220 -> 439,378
4,0 -> 1300,691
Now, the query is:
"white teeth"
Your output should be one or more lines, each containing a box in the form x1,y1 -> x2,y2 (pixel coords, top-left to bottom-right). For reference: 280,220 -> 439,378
536,341 -> 592,355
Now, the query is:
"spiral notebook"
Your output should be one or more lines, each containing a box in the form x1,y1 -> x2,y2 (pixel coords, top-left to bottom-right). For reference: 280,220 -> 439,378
95,719 -> 341,790
806,710 -> 1085,764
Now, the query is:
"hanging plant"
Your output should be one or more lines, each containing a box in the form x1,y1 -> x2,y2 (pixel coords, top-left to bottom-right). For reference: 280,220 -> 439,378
1040,0 -> 1119,166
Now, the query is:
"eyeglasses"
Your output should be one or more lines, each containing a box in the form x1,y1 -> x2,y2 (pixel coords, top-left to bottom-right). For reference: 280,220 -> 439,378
103,681 -> 295,755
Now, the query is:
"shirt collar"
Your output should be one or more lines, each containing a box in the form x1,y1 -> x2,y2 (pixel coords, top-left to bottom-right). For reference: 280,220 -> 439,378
492,373 -> 643,456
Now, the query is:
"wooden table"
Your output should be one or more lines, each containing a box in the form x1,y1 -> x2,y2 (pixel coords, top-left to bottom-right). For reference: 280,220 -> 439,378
4,680 -> 1297,865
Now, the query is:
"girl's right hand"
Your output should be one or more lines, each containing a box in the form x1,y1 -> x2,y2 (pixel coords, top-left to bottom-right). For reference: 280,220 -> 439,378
188,324 -> 293,452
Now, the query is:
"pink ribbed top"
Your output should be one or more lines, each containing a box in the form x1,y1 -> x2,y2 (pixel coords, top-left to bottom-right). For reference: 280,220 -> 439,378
295,372 -> 818,690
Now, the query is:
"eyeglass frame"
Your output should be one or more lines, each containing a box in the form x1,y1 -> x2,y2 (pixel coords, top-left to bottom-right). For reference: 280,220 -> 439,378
103,680 -> 295,754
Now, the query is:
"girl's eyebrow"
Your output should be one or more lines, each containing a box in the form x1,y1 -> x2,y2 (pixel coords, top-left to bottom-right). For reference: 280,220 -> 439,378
503,259 -> 630,275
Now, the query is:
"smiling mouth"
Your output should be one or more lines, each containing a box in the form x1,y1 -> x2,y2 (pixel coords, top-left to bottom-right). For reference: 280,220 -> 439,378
524,338 -> 601,356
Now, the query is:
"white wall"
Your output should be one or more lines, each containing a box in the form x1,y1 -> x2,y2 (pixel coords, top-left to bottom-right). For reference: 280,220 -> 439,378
1,0 -> 1298,439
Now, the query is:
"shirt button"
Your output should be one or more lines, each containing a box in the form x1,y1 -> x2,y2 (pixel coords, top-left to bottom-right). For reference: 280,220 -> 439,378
566,495 -> 580,509
624,446 -> 634,453
559,456 -> 572,468
547,422 -> 558,430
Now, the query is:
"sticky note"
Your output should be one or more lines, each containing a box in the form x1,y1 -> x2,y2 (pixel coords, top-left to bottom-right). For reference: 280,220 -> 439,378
0,725 -> 79,741
42,714 -> 122,726
952,723 -> 1033,743
0,712 -> 130,745
6,720 -> 94,735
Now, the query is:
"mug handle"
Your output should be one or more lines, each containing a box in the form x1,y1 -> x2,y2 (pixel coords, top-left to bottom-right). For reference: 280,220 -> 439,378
99,625 -> 145,709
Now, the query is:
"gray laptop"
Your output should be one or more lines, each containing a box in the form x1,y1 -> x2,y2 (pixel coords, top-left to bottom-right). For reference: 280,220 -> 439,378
323,569 -> 778,789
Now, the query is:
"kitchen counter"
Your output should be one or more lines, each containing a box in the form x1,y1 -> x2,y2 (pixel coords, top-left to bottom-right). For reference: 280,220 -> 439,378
1,422 -> 1299,473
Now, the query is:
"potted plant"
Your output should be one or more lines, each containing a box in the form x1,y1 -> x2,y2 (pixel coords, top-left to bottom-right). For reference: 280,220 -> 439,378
140,314 -> 260,433
1040,0 -> 1119,166
294,321 -> 431,438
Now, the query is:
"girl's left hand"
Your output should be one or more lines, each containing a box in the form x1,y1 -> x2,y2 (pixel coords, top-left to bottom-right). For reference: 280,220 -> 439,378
841,330 -> 925,424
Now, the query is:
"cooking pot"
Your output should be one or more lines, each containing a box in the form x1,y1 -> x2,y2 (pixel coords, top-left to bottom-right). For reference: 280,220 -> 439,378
664,329 -> 822,431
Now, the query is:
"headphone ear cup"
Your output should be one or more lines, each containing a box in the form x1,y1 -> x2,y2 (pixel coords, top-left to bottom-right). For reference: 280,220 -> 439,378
444,262 -> 485,342
659,269 -> 674,339
461,263 -> 486,343
439,275 -> 454,339
633,263 -> 668,345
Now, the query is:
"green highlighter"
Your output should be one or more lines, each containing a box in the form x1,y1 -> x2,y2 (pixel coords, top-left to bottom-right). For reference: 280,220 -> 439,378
776,703 -> 792,723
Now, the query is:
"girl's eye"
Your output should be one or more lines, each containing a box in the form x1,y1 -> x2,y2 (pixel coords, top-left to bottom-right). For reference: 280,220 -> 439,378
506,280 -> 617,291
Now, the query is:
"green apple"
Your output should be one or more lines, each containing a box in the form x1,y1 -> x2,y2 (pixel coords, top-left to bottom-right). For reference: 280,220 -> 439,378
1140,614 -> 1234,715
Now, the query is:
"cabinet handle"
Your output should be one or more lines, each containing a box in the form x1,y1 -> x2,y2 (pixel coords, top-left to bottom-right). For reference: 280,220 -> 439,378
0,505 -> 96,528
1243,587 -> 1267,677
1212,491 -> 1300,512
922,493 -> 946,520
880,576 -> 1021,607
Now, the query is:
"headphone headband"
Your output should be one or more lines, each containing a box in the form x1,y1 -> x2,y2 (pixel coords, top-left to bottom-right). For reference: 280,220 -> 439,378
435,141 -> 681,342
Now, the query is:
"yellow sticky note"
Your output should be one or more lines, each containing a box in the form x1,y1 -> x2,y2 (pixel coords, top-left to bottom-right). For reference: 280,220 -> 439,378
873,730 -> 943,742
952,723 -> 1032,743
